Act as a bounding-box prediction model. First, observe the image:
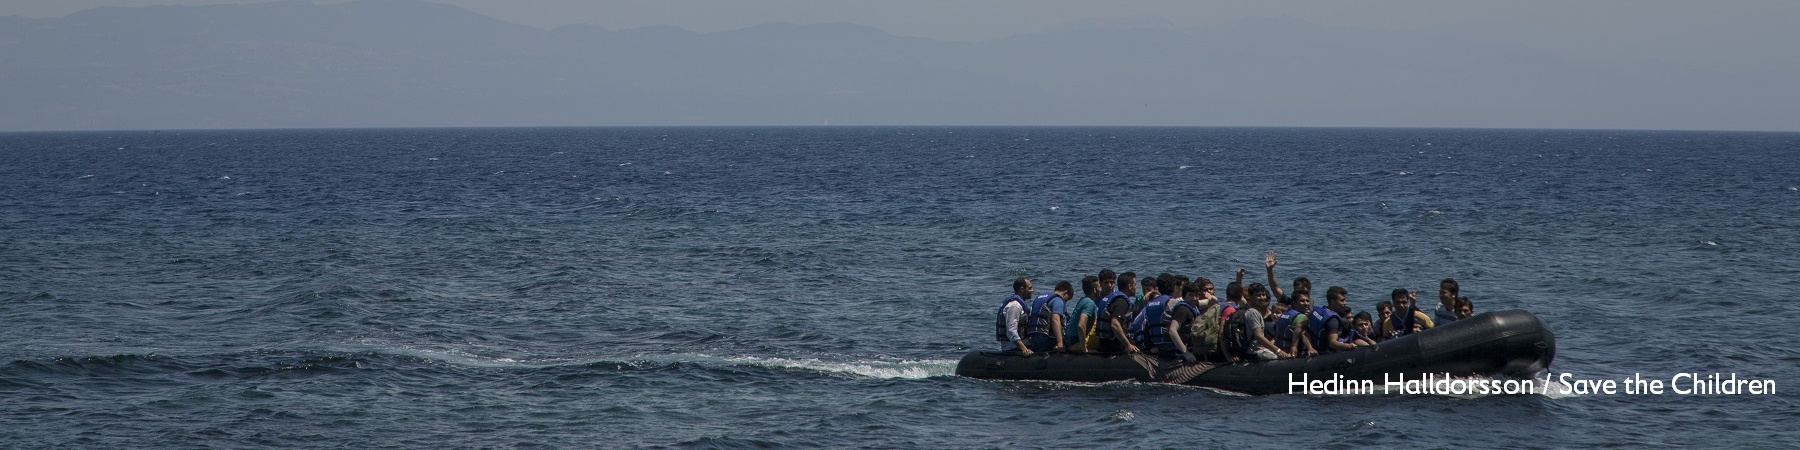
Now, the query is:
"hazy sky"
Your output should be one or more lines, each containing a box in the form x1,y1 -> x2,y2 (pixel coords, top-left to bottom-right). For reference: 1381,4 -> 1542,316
7,0 -> 1799,75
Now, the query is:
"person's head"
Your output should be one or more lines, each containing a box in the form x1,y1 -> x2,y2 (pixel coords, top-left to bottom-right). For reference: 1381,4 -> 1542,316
1293,276 -> 1312,295
1326,286 -> 1348,307
1226,281 -> 1243,303
1247,283 -> 1270,309
1439,278 -> 1460,305
1353,311 -> 1374,332
1012,278 -> 1034,297
1118,272 -> 1138,295
1391,288 -> 1412,312
1156,273 -> 1179,298
1054,281 -> 1074,300
1081,276 -> 1100,299
1455,296 -> 1473,318
1180,281 -> 1204,301
1191,277 -> 1215,300
1140,275 -> 1157,296
1292,289 -> 1314,312
1098,269 -> 1117,291
1376,301 -> 1393,320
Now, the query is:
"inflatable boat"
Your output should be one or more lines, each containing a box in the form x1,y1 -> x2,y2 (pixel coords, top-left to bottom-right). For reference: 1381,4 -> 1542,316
955,309 -> 1554,395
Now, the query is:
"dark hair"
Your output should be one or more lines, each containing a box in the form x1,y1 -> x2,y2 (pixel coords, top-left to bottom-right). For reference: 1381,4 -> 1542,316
1081,276 -> 1100,298
1376,301 -> 1393,312
1191,277 -> 1214,296
1293,276 -> 1311,292
1354,311 -> 1373,322
1012,277 -> 1031,293
1455,296 -> 1472,309
1226,281 -> 1243,301
1327,286 -> 1347,301
1390,288 -> 1410,300
1157,273 -> 1179,296
1117,272 -> 1136,287
1098,269 -> 1117,285
1441,278 -> 1460,295
1247,283 -> 1268,298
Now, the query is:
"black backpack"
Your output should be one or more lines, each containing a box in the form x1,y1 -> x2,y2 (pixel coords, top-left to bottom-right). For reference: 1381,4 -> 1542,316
1222,308 -> 1251,355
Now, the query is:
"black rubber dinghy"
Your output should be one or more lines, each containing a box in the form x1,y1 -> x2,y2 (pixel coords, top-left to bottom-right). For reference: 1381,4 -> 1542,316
955,309 -> 1555,395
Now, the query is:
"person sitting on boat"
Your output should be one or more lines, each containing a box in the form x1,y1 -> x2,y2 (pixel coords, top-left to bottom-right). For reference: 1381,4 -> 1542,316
1273,288 -> 1319,358
1024,281 -> 1072,353
1263,251 -> 1311,308
1309,286 -> 1366,353
1065,276 -> 1100,353
996,278 -> 1034,356
1222,267 -> 1248,326
1129,274 -> 1179,353
1379,288 -> 1436,339
1135,274 -> 1157,316
1339,311 -> 1378,347
1093,270 -> 1142,354
1225,283 -> 1292,361
1372,301 -> 1394,342
1434,278 -> 1462,324
1163,277 -> 1224,363
1455,296 -> 1474,320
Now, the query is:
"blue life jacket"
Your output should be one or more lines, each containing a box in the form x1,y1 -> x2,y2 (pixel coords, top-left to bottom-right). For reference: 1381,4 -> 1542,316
1435,305 -> 1458,324
1270,309 -> 1300,349
1131,295 -> 1172,348
1305,306 -> 1343,351
1157,301 -> 1205,350
994,294 -> 1026,344
1391,306 -> 1420,338
1093,290 -> 1130,342
1025,293 -> 1065,338
1338,327 -> 1367,344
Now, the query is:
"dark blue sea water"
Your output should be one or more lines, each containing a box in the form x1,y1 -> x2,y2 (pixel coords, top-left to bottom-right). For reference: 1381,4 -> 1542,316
3,127 -> 1798,448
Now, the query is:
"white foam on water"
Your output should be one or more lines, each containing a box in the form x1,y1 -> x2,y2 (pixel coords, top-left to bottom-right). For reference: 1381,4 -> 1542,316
722,356 -> 959,379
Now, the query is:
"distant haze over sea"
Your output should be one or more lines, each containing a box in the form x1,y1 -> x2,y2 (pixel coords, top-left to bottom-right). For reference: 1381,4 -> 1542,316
1,0 -> 1796,131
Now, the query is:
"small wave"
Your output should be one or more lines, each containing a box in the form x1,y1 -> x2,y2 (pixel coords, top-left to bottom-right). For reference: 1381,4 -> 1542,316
722,356 -> 958,379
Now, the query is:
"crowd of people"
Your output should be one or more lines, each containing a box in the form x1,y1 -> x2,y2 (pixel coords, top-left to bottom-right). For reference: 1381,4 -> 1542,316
994,252 -> 1478,364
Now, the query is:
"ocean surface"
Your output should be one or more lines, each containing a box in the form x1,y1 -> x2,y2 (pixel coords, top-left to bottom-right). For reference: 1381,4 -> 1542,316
2,127 -> 1797,448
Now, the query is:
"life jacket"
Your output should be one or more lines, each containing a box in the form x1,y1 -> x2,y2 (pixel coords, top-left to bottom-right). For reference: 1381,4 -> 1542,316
1222,308 -> 1252,355
1338,327 -> 1368,344
1132,295 -> 1173,349
1068,297 -> 1096,353
1435,305 -> 1458,324
1390,306 -> 1419,338
1025,293 -> 1063,338
994,294 -> 1026,344
1093,290 -> 1130,343
1305,306 -> 1343,352
1270,309 -> 1300,350
1176,300 -> 1223,358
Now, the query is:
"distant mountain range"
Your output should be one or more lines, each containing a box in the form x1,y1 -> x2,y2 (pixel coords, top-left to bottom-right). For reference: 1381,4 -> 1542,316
2,0 -> 1794,131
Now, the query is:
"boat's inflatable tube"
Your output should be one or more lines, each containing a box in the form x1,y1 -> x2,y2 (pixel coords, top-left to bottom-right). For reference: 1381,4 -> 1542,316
955,309 -> 1554,395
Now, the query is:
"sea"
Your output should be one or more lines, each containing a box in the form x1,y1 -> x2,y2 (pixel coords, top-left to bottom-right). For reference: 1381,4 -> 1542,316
2,127 -> 1797,449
